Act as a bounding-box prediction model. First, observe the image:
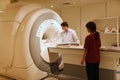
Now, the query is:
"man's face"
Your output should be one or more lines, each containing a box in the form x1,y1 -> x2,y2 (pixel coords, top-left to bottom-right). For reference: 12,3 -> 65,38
62,26 -> 68,31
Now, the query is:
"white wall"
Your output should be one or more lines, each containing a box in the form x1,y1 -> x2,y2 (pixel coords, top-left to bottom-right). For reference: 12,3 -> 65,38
60,7 -> 81,42
54,0 -> 120,45
80,3 -> 106,44
107,0 -> 120,17
0,0 -> 10,10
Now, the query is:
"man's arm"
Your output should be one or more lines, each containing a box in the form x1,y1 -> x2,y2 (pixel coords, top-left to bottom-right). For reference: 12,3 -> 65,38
72,30 -> 80,45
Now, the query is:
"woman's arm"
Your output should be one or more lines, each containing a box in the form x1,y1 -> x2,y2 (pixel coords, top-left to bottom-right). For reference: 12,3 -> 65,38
81,49 -> 87,65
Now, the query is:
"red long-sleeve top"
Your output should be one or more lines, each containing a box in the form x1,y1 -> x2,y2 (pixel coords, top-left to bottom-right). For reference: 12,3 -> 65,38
84,33 -> 101,63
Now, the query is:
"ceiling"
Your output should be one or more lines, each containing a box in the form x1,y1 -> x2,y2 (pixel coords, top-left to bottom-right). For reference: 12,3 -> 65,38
0,0 -> 114,10
23,0 -> 113,9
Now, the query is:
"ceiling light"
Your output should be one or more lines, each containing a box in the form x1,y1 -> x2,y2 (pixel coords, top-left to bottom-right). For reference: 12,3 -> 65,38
50,5 -> 54,8
73,2 -> 76,4
0,10 -> 4,13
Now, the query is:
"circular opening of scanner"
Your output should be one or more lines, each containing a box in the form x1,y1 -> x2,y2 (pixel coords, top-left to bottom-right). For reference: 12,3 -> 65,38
42,23 -> 60,39
29,12 -> 62,71
36,19 -> 62,54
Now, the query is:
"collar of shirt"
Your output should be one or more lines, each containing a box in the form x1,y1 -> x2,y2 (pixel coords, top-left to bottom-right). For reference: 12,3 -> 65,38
63,28 -> 70,33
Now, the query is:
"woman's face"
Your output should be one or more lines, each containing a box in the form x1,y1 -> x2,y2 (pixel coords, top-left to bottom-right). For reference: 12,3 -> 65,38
87,28 -> 91,33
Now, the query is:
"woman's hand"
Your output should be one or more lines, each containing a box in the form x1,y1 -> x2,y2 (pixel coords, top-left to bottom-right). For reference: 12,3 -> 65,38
81,49 -> 87,66
81,58 -> 85,66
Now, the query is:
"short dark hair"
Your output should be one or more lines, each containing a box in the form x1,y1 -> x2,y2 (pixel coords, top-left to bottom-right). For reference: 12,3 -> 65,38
61,21 -> 68,27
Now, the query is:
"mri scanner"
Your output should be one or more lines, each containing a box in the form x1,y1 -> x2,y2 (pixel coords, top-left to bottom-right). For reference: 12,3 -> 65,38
0,1 -> 63,80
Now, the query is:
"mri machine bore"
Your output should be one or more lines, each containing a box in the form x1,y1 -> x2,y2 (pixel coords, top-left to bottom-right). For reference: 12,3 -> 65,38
0,1 -> 63,80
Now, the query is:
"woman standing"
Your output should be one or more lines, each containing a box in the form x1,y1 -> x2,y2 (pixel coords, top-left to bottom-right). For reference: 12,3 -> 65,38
81,21 -> 101,80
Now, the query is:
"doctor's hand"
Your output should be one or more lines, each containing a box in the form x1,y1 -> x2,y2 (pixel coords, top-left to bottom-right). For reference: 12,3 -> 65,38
75,43 -> 79,46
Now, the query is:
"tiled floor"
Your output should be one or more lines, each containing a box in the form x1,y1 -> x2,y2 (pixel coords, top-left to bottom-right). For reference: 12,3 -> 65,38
41,74 -> 86,80
0,74 -> 85,80
43,74 -> 120,80
0,73 -> 120,80
45,74 -> 120,80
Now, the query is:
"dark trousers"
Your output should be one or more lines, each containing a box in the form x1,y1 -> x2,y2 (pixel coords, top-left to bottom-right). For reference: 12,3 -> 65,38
86,62 -> 99,80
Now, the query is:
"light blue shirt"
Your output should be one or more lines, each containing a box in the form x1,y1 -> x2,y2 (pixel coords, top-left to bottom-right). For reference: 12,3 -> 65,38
61,28 -> 80,44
